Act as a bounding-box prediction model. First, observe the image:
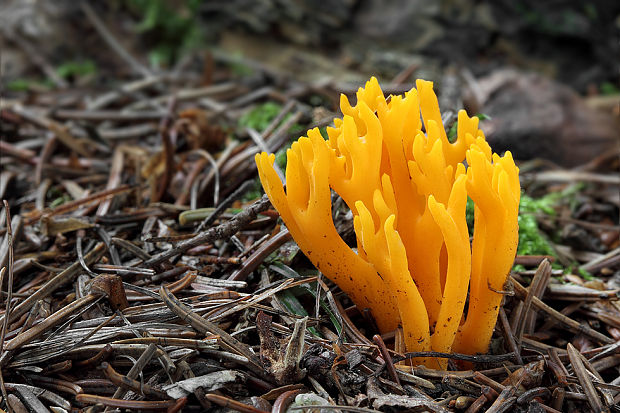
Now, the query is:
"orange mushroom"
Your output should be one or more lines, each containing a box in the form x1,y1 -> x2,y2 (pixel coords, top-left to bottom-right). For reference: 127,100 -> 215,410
452,145 -> 520,355
255,131 -> 399,333
255,77 -> 520,368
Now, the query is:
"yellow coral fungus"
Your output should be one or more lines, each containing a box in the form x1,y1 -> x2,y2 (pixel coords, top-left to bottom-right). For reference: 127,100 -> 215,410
255,77 -> 520,367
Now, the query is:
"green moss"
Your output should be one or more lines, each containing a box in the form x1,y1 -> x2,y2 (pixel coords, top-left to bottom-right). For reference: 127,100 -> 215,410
240,178 -> 263,203
517,194 -> 557,258
274,147 -> 288,171
228,53 -> 254,77
56,60 -> 97,79
6,78 -> 53,92
519,192 -> 557,216
240,102 -> 304,171
318,127 -> 329,140
127,0 -> 204,66
517,212 -> 555,256
466,192 -> 556,263
7,79 -> 34,92
447,122 -> 458,143
576,267 -> 594,280
600,81 -> 620,96
239,102 -> 283,132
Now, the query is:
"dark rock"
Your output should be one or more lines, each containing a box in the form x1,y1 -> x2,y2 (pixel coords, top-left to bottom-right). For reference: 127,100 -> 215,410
472,70 -> 619,166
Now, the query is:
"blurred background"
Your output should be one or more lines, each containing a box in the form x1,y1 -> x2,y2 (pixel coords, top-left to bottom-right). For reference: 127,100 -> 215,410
2,0 -> 619,166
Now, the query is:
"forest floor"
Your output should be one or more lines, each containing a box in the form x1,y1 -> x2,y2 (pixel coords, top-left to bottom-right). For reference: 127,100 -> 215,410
1,2 -> 619,412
